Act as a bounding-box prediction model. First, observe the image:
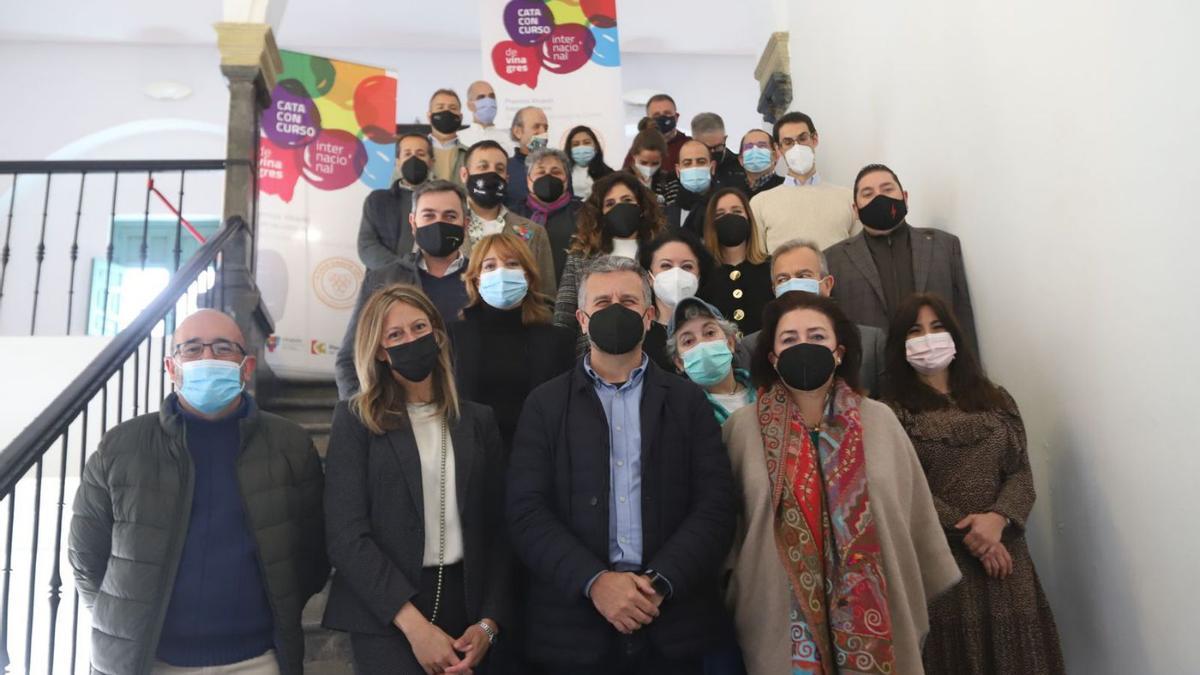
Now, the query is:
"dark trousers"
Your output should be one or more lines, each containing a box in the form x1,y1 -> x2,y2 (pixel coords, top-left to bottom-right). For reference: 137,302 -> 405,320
543,632 -> 702,675
350,564 -> 479,675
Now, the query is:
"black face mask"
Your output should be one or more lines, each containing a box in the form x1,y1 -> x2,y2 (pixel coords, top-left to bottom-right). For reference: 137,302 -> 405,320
533,175 -> 565,203
400,156 -> 429,185
430,111 -> 463,135
386,333 -> 440,382
585,304 -> 646,355
775,343 -> 837,392
858,194 -> 908,233
714,213 -> 751,247
603,202 -> 642,239
467,172 -> 507,208
653,115 -> 677,135
708,145 -> 726,162
415,221 -> 465,258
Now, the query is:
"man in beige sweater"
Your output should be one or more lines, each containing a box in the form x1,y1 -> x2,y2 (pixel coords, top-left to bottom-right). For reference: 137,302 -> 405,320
749,111 -> 859,252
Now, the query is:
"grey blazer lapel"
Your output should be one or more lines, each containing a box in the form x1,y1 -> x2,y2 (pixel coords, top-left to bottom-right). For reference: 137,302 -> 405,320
385,429 -> 425,523
912,228 -> 936,292
845,236 -> 887,309
449,409 -> 475,521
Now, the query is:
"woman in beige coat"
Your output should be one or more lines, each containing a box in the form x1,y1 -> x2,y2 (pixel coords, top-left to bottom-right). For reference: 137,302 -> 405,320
722,291 -> 960,675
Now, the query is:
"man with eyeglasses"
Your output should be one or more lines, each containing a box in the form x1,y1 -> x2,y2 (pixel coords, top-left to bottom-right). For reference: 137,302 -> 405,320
689,112 -> 745,191
737,129 -> 783,198
70,309 -> 329,675
748,111 -> 858,253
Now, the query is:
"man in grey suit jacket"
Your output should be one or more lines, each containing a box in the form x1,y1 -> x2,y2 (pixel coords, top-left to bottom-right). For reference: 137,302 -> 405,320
825,164 -> 979,356
734,239 -> 887,397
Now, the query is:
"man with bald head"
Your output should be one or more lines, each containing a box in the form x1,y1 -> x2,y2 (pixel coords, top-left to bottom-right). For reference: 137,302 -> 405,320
458,80 -> 514,154
70,309 -> 328,675
675,139 -> 718,236
504,105 -> 549,210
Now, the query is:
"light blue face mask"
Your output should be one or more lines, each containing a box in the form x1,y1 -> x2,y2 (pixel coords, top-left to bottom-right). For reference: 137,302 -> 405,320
479,267 -> 529,309
682,339 -> 734,387
571,146 -> 596,166
474,97 -> 498,125
178,358 -> 245,415
679,167 -> 713,194
742,146 -> 773,173
775,277 -> 821,297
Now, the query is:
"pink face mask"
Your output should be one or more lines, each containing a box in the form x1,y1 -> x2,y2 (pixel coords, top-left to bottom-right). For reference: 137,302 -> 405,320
905,332 -> 956,375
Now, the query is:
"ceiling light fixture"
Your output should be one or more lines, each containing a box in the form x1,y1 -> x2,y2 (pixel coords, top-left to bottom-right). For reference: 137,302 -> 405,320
144,81 -> 193,101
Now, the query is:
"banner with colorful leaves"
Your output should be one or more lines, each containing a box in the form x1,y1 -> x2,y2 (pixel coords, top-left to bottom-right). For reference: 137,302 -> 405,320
483,0 -> 624,158
257,51 -> 397,379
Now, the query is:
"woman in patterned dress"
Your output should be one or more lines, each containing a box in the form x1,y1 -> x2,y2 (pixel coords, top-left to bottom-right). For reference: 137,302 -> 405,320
883,293 -> 1065,675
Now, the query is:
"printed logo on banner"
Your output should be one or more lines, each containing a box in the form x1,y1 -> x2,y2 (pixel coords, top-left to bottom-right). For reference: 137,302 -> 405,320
258,52 -> 398,202
311,257 -> 364,310
490,0 -> 619,89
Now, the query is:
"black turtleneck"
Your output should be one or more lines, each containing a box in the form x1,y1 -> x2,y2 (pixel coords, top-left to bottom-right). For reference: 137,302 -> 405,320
864,222 -> 914,315
457,302 -> 532,445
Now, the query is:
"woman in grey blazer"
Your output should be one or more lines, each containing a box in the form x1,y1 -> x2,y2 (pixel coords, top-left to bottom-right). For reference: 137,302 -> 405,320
323,283 -> 510,675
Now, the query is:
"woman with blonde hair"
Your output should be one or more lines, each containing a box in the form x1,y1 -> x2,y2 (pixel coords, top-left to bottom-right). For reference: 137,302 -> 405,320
696,187 -> 773,336
449,232 -> 575,450
323,283 -> 510,675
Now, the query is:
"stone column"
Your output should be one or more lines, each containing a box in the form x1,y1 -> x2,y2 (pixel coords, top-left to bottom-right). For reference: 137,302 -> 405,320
214,21 -> 281,392
755,32 -> 793,124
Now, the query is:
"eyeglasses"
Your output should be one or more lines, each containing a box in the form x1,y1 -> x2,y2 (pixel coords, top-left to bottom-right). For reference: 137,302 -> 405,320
173,340 -> 246,360
778,135 -> 812,149
741,140 -> 772,151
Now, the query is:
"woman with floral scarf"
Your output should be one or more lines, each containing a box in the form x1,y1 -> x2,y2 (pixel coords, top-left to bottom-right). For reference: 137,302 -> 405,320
722,291 -> 960,675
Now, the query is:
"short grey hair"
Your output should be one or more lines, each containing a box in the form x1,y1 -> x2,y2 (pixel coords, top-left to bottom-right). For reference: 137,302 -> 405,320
527,148 -> 570,173
664,304 -> 738,361
690,112 -> 725,136
510,105 -> 543,142
411,179 -> 469,217
771,238 -> 829,277
577,255 -> 653,309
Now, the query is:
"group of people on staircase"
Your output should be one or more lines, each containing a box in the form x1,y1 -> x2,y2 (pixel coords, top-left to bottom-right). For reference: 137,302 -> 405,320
67,83 -> 1062,675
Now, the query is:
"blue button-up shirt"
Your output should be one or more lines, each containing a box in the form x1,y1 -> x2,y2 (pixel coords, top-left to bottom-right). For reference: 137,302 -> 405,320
585,354 -> 648,573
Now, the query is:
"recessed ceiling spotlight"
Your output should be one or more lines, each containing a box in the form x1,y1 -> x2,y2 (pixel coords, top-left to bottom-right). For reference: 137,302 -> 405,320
144,81 -> 193,101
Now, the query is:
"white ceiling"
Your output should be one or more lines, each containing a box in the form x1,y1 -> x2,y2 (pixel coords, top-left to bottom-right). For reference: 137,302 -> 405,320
0,1 -> 775,56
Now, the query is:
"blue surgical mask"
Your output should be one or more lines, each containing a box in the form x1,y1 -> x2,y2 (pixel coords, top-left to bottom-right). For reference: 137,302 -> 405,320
775,277 -> 821,297
178,358 -> 245,415
742,146 -> 773,173
479,267 -> 528,309
679,167 -> 712,194
528,133 -> 549,151
682,339 -> 734,387
571,145 -> 596,166
473,97 -> 498,125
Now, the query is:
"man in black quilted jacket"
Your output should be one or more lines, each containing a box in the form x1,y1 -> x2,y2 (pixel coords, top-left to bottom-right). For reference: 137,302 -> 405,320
69,309 -> 328,675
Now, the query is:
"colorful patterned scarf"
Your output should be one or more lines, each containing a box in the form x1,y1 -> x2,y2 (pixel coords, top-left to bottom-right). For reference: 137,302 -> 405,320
525,191 -> 571,225
758,380 -> 896,675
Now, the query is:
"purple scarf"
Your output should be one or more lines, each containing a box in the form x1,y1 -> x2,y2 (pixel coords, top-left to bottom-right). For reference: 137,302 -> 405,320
525,192 -> 571,225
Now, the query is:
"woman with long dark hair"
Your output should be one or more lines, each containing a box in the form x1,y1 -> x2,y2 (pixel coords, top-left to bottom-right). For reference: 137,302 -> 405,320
883,293 -> 1065,675
722,291 -> 959,675
564,125 -> 614,201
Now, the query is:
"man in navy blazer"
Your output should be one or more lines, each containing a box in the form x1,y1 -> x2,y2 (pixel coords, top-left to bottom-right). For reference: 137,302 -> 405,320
506,255 -> 735,675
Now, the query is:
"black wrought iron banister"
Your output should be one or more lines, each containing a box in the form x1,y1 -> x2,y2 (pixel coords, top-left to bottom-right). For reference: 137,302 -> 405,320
0,215 -> 247,497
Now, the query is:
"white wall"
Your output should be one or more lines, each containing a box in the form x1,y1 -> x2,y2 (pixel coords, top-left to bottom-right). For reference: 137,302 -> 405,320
783,2 -> 1200,672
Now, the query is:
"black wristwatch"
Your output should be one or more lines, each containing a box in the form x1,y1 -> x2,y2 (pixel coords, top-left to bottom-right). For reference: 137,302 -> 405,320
643,568 -> 671,598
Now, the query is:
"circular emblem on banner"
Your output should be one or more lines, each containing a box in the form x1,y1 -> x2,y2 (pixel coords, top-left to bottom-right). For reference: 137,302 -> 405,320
312,257 -> 364,310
